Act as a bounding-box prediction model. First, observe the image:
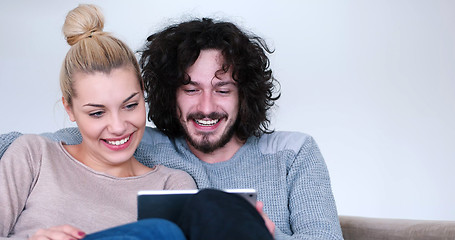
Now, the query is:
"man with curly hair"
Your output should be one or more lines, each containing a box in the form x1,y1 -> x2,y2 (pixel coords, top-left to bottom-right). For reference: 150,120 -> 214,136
137,18 -> 343,239
0,18 -> 343,239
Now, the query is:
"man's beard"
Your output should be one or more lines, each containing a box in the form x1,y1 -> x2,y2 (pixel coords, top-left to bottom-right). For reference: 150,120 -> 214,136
183,112 -> 237,154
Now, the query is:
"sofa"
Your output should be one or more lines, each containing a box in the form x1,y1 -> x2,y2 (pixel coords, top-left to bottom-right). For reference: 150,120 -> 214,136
339,215 -> 455,240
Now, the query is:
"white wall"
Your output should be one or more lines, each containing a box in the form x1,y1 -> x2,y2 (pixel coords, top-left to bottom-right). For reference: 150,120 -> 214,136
1,0 -> 454,221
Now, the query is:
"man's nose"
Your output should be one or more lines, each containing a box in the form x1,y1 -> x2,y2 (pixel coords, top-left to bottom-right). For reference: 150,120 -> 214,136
197,91 -> 216,114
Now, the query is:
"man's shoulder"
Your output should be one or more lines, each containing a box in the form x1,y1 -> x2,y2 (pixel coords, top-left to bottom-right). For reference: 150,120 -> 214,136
256,130 -> 315,154
141,127 -> 173,145
40,127 -> 81,144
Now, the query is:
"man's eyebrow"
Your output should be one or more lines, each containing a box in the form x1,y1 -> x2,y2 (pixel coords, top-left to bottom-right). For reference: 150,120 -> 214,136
184,81 -> 199,86
83,92 -> 139,107
213,81 -> 236,87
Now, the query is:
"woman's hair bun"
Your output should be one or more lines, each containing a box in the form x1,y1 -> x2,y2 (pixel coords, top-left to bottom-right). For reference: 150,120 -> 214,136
62,4 -> 105,46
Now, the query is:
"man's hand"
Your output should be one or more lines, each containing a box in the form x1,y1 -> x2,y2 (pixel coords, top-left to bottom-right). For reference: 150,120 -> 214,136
29,224 -> 86,240
256,200 -> 276,237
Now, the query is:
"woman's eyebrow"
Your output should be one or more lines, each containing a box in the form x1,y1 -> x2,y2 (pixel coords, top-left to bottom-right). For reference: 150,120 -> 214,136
83,92 -> 140,107
123,92 -> 139,103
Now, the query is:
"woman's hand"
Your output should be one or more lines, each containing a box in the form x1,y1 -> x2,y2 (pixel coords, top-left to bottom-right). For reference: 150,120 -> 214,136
29,225 -> 86,240
256,201 -> 276,237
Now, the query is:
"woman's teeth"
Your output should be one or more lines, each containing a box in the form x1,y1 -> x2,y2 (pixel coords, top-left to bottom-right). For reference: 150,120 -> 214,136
195,119 -> 219,126
106,136 -> 130,146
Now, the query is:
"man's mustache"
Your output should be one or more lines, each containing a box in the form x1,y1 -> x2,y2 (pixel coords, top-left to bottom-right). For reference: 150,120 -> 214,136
187,112 -> 227,120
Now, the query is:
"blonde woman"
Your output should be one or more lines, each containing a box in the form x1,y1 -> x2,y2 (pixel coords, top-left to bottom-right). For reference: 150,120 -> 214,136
0,4 -> 195,240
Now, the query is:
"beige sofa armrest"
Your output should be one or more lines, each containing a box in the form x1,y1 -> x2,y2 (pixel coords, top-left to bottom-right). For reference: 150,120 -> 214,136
340,215 -> 455,240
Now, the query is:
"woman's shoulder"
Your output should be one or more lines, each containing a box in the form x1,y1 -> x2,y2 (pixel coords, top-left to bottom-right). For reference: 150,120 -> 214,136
10,134 -> 57,151
154,164 -> 189,176
154,165 -> 197,189
1,135 -> 60,174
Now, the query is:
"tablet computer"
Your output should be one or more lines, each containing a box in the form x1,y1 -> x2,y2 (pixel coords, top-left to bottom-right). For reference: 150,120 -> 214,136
137,189 -> 257,221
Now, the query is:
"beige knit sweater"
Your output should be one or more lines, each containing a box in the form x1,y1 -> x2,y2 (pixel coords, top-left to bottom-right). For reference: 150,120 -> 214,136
0,135 -> 196,239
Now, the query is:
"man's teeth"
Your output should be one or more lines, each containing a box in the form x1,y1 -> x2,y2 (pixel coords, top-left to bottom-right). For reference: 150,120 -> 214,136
195,119 -> 219,126
106,136 -> 130,146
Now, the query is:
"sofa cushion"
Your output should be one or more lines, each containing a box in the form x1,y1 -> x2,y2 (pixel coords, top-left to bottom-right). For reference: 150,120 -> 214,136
340,215 -> 455,240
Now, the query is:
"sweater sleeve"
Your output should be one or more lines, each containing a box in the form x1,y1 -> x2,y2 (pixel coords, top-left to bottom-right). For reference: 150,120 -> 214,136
278,136 -> 343,240
0,135 -> 41,238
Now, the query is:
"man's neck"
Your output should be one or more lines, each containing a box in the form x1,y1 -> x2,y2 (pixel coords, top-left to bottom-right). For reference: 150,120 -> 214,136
187,136 -> 245,164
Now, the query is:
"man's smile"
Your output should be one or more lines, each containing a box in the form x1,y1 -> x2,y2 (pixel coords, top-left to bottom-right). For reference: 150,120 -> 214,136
194,119 -> 220,127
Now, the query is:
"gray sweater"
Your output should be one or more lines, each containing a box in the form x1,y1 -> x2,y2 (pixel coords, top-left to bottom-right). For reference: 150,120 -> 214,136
0,128 -> 343,239
0,134 -> 196,239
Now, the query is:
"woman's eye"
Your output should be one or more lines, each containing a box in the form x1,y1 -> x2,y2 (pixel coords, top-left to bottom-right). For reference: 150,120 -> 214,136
89,111 -> 104,118
125,103 -> 138,110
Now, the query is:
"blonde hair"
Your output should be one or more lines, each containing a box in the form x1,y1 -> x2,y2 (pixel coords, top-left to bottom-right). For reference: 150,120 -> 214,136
60,4 -> 142,105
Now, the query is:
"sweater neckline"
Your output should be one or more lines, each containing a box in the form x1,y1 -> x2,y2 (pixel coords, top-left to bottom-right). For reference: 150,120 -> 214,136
175,136 -> 257,167
57,141 -> 159,180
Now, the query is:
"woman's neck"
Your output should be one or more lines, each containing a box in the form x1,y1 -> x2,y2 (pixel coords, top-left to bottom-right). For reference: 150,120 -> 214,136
63,143 -> 152,177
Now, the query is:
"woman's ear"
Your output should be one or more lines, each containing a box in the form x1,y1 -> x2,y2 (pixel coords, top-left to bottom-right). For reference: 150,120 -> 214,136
62,97 -> 76,122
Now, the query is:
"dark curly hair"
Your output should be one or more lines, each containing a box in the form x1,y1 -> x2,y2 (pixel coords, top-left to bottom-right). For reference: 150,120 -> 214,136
139,18 -> 280,140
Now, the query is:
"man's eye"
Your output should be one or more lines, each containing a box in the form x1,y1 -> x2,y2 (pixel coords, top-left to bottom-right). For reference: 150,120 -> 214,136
89,111 -> 104,118
125,103 -> 138,110
184,89 -> 198,94
217,90 -> 230,94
